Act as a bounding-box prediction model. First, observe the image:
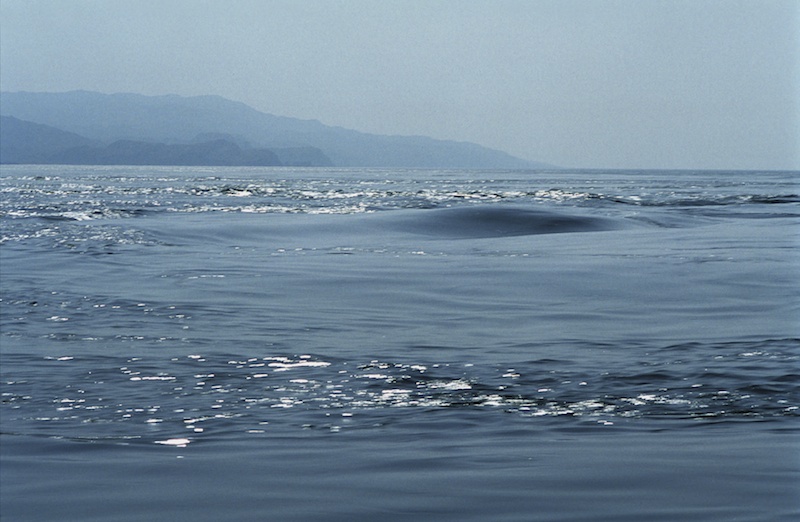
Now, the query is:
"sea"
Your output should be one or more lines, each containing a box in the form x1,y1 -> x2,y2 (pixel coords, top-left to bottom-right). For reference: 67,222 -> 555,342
1,165 -> 798,521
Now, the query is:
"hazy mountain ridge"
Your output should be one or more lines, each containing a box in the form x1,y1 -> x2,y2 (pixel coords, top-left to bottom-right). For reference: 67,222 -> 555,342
0,91 -> 546,168
50,138 -> 284,167
0,116 -> 292,166
0,115 -> 95,164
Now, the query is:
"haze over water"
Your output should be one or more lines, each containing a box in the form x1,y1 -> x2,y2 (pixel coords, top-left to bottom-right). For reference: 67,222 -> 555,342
1,0 -> 798,170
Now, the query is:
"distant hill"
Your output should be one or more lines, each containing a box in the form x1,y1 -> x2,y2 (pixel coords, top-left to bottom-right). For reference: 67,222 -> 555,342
0,90 -> 548,168
0,116 -> 286,166
50,138 -> 283,167
0,115 -> 93,164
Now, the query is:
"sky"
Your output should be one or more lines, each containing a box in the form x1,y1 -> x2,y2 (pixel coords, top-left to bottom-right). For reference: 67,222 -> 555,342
1,0 -> 798,170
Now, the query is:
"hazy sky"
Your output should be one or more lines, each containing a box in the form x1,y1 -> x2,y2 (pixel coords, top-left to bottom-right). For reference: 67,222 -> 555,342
1,0 -> 798,169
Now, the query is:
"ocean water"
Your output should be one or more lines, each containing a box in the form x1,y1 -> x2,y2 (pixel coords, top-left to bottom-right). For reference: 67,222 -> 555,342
1,165 -> 798,521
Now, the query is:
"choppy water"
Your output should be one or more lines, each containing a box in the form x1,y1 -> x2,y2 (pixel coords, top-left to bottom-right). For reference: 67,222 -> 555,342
1,165 -> 798,521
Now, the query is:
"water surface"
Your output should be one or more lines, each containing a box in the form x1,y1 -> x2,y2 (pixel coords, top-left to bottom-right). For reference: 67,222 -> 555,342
2,166 -> 798,521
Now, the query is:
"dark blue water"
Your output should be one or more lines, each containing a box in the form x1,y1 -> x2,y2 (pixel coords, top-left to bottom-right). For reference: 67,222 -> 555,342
1,166 -> 798,521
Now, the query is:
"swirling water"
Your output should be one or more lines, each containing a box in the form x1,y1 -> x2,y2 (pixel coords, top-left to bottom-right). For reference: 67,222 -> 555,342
1,165 -> 798,521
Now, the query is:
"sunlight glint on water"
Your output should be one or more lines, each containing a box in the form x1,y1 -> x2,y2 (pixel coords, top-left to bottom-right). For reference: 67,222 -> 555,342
1,166 -> 798,522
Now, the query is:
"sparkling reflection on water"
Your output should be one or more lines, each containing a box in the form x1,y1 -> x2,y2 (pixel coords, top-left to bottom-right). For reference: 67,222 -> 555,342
3,340 -> 797,446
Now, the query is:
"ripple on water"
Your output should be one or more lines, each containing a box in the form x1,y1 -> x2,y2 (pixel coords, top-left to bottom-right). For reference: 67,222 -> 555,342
1,340 -> 797,445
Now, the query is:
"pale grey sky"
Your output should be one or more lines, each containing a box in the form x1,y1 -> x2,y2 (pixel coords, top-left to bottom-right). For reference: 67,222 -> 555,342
1,0 -> 798,169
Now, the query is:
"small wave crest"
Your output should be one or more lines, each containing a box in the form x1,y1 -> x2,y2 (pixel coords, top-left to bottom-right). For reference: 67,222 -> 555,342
387,205 -> 620,238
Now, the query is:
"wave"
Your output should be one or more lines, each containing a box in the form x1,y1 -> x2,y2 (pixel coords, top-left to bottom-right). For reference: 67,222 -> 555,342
3,172 -> 797,225
384,205 -> 621,238
592,193 -> 800,207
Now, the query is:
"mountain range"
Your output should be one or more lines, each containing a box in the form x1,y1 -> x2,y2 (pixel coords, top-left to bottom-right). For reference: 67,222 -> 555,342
0,91 -> 549,169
